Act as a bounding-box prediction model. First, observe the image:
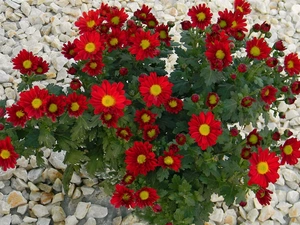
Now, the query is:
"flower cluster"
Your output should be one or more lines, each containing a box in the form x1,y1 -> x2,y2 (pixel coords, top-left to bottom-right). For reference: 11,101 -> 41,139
1,0 -> 300,224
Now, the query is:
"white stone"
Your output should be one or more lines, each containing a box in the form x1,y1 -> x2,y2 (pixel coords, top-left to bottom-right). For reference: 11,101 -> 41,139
81,186 -> 94,196
289,201 -> 300,217
286,190 -> 300,204
7,191 -> 27,208
291,4 -> 300,14
84,217 -> 97,225
209,207 -> 224,223
0,70 -> 13,83
271,209 -> 286,224
17,204 -> 28,215
11,177 -> 28,191
258,205 -> 275,222
281,168 -> 300,182
72,187 -> 82,199
52,193 -> 64,204
0,214 -> 12,225
51,206 -> 66,222
5,0 -> 20,9
28,182 -> 39,192
211,193 -> 224,202
13,168 -> 28,182
32,204 -> 49,217
247,208 -> 259,222
23,216 -> 38,223
37,217 -> 51,225
276,201 -> 292,214
113,216 -> 122,225
87,204 -> 108,219
285,110 -> 299,120
28,168 -> 44,183
48,151 -> 67,169
20,1 -> 31,16
0,200 -> 11,214
11,214 -> 22,224
65,215 -> 79,225
75,202 -> 91,220
71,172 -> 82,185
53,178 -> 62,192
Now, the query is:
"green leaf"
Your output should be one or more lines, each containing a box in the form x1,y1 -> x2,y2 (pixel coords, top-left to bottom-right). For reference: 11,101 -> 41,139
222,99 -> 237,121
85,155 -> 105,176
201,66 -> 225,86
24,129 -> 40,148
64,149 -> 89,165
62,164 -> 74,193
157,168 -> 169,182
39,128 -> 56,148
47,83 -> 64,95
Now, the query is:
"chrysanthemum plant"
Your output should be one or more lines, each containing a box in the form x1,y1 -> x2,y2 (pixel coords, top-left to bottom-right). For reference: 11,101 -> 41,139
1,1 -> 300,224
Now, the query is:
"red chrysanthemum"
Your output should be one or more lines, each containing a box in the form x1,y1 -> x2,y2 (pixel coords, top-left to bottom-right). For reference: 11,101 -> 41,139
125,141 -> 158,176
175,133 -> 186,146
75,9 -> 102,33
90,80 -> 131,116
82,59 -> 105,76
284,53 -> 300,76
188,111 -> 223,150
12,49 -> 38,75
134,187 -> 160,209
256,188 -> 273,206
18,86 -> 49,119
106,28 -> 128,52
129,30 -> 160,61
74,31 -> 104,61
106,7 -> 128,28
234,0 -> 251,16
280,138 -> 300,165
110,184 -> 135,208
206,92 -> 220,109
134,4 -> 152,22
6,104 -> 28,127
100,112 -> 119,128
188,4 -> 212,30
229,13 -> 248,35
169,144 -> 180,153
241,96 -> 255,107
145,13 -> 158,29
217,9 -> 234,31
62,41 -> 77,59
116,127 -> 133,141
241,147 -> 252,160
143,124 -> 160,142
97,2 -> 111,18
246,37 -> 271,60
66,92 -> 88,117
260,85 -> 278,105
121,171 -> 136,185
291,81 -> 300,95
0,137 -> 19,171
158,149 -> 183,172
134,109 -> 157,129
45,94 -> 67,122
155,24 -> 171,46
248,147 -> 280,188
138,72 -> 173,107
246,129 -> 263,147
70,79 -> 82,91
34,57 -> 49,74
164,97 -> 183,114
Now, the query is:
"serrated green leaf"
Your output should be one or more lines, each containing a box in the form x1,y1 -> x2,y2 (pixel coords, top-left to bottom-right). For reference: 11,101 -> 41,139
157,168 -> 169,182
24,129 -> 40,148
62,164 -> 74,193
39,128 -> 56,148
64,149 -> 89,165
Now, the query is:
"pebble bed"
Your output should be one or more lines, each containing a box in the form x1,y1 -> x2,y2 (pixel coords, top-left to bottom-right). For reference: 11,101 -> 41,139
0,0 -> 300,224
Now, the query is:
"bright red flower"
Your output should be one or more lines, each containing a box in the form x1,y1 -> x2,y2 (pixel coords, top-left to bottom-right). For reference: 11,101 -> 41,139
18,86 -> 49,119
248,147 -> 280,188
75,9 -> 102,33
45,95 -> 67,122
241,96 -> 255,107
164,97 -> 183,114
116,127 -> 133,141
280,138 -> 300,165
90,80 -> 131,116
155,24 -> 171,46
110,184 -> 135,208
246,129 -> 262,147
143,124 -> 160,142
188,4 -> 212,30
62,41 -> 77,59
284,53 -> 300,76
260,85 -> 278,104
228,13 -> 248,36
100,112 -> 119,128
0,137 -> 19,171
34,57 -> 49,74
206,92 -> 220,109
125,141 -> 158,176
121,171 -> 136,185
74,31 -> 104,61
129,30 -> 160,61
12,49 -> 38,75
246,37 -> 271,60
175,133 -> 186,145
134,109 -> 157,129
134,4 -> 152,22
6,104 -> 28,127
217,9 -> 234,32
158,149 -> 183,172
256,188 -> 273,206
106,28 -> 128,52
234,0 -> 251,16
97,2 -> 111,18
138,72 -> 173,107
82,59 -> 105,76
107,7 -> 128,28
291,81 -> 300,95
70,79 -> 82,90
144,13 -> 158,29
66,92 -> 88,117
134,187 -> 160,208
188,111 -> 223,150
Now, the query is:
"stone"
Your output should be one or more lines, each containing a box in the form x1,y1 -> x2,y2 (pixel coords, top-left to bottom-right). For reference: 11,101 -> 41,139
38,183 -> 52,193
209,207 -> 224,223
75,202 -> 91,220
11,214 -> 22,224
84,217 -> 97,225
247,208 -> 259,222
72,187 -> 82,199
16,156 -> 29,168
29,191 -> 42,201
28,168 -> 44,183
48,151 -> 67,170
11,178 -> 28,191
271,209 -> 286,224
17,204 -> 28,215
211,193 -> 224,202
0,70 -> 14,83
0,200 -> 11,214
71,172 -> 82,185
40,192 -> 54,205
289,202 -> 300,217
286,190 -> 300,204
281,168 -> 300,182
87,204 -> 108,219
113,216 -> 122,225
47,168 -> 63,183
52,193 -> 64,204
0,214 -> 12,225
65,215 -> 79,225
258,205 -> 275,222
7,191 -> 27,208
32,204 -> 49,217
81,186 -> 95,196
23,216 -> 38,223
13,168 -> 28,182
51,206 -> 66,222
37,217 -> 51,225
28,182 -> 40,192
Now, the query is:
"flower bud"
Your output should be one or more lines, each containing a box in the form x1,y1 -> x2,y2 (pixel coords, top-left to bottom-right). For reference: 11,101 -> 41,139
252,23 -> 261,32
260,21 -> 271,33
230,74 -> 237,80
241,147 -> 252,160
272,131 -> 280,141
277,65 -> 284,73
241,96 -> 255,107
167,21 -> 175,28
70,78 -> 82,90
265,57 -> 278,68
285,97 -> 296,104
263,104 -> 270,111
230,127 -> 239,137
274,40 -> 286,51
284,129 -> 293,137
279,112 -> 285,119
152,203 -> 162,213
175,133 -> 186,145
239,201 -> 247,207
237,63 -> 247,73
280,86 -> 289,92
119,67 -> 128,76
291,81 -> 300,95
278,51 -> 285,57
181,20 -> 192,30
127,19 -> 136,28
191,94 -> 200,102
67,67 -> 77,75
0,123 -> 4,131
264,32 -> 272,38
233,30 -> 245,41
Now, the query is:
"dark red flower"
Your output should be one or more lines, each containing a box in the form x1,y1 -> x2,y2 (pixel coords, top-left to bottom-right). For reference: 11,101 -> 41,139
241,147 -> 252,160
241,96 -> 255,107
246,129 -> 262,147
110,184 -> 135,208
70,79 -> 82,90
66,92 -> 88,117
181,20 -> 192,30
260,21 -> 271,33
274,40 -> 286,51
260,85 -> 277,104
0,137 -> 19,171
206,92 -> 219,109
272,132 -> 280,141
134,186 -> 160,208
238,63 -> 247,73
291,81 -> 300,95
230,127 -> 239,137
175,134 -> 186,145
256,188 -> 273,206
119,67 -> 128,76
143,124 -> 160,142
158,149 -> 183,172
191,94 -> 200,103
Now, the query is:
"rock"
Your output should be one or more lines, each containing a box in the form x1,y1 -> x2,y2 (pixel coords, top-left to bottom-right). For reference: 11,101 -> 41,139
247,208 -> 259,222
11,214 -> 22,224
37,217 -> 51,225
72,187 -> 82,199
0,70 -> 14,83
13,168 -> 28,182
0,200 -> 11,214
28,168 -> 44,183
47,168 -> 63,183
209,207 -> 224,223
258,205 -> 275,222
289,201 -> 300,217
65,215 -> 79,225
271,209 -> 286,224
23,216 -> 38,223
71,172 -> 82,185
11,178 -> 28,191
7,191 -> 27,208
84,217 -> 97,225
113,216 -> 122,225
38,183 -> 52,193
29,191 -> 42,201
286,190 -> 300,204
40,192 -> 54,205
81,186 -> 95,196
87,204 -> 108,219
51,206 -> 66,222
75,202 -> 91,220
281,168 -> 300,182
48,151 -> 67,170
28,182 -> 40,192
17,204 -> 28,215
32,204 -> 49,218
52,193 -> 64,204
211,193 -> 224,202
0,214 -> 12,225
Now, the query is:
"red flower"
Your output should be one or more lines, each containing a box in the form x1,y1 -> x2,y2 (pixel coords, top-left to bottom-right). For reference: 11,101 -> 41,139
188,4 -> 212,30
230,127 -> 239,137
188,111 -> 223,150
246,129 -> 262,147
272,131 -> 280,141
237,63 -> 247,73
217,9 -> 234,32
274,40 -> 286,51
181,20 -> 192,30
82,59 -> 105,76
241,147 -> 252,160
121,171 -> 136,185
158,149 -> 183,172
206,92 -> 220,109
248,147 -> 280,188
45,95 -> 67,122
260,85 -> 278,104
234,0 -> 251,16
169,144 -> 179,153
75,9 -> 101,33
260,21 -> 271,33
164,97 -> 183,114
18,86 -> 49,119
265,57 -> 279,68
119,67 -> 128,76
155,24 -> 171,46
125,141 -> 157,176
6,104 -> 28,127
100,112 -> 119,128
70,79 -> 82,90
0,137 -> 19,171
139,72 -> 173,107
284,53 -> 300,76
134,109 -> 157,129
134,187 -> 160,208
116,127 -> 133,141
175,133 -> 186,145
34,57 -> 49,74
145,13 -> 158,29
110,184 -> 135,208
74,31 -> 104,61
134,4 -> 152,22
256,188 -> 273,206
129,30 -> 160,61
291,81 -> 300,95
241,96 -> 255,107
143,124 -> 160,142
191,94 -> 200,103
12,49 -> 38,75
106,28 -> 128,52
90,80 -> 131,116
62,41 -> 77,59
246,37 -> 271,60
280,138 -> 300,165
66,92 -> 88,117
106,7 -> 128,28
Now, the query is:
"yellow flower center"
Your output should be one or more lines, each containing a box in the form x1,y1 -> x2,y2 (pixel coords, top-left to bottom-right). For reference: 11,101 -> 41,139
16,110 -> 25,118
196,12 -> 206,21
236,6 -> 244,12
85,42 -> 96,53
137,154 -> 146,164
147,129 -> 156,138
257,161 -> 269,175
264,89 -> 270,96
124,175 -> 132,183
139,191 -> 149,200
219,20 -> 227,28
141,113 -> 150,123
215,50 -> 225,60
104,113 -> 112,121
87,20 -> 95,28
111,16 -> 120,25
250,46 -> 261,57
148,20 -> 156,27
23,60 -> 32,69
169,100 -> 177,108
164,156 -> 174,165
36,67 -> 43,73
109,38 -> 119,46
199,124 -> 210,136
287,60 -> 294,69
31,98 -> 42,109
71,102 -> 80,111
49,103 -> 58,113
90,62 -> 97,69
0,150 -> 10,159
102,95 -> 116,107
122,193 -> 130,201
249,134 -> 258,144
150,84 -> 162,96
159,30 -> 167,39
120,129 -> 129,136
231,21 -> 237,28
140,39 -> 150,50
140,13 -> 147,18
283,145 -> 293,155
209,95 -> 217,104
